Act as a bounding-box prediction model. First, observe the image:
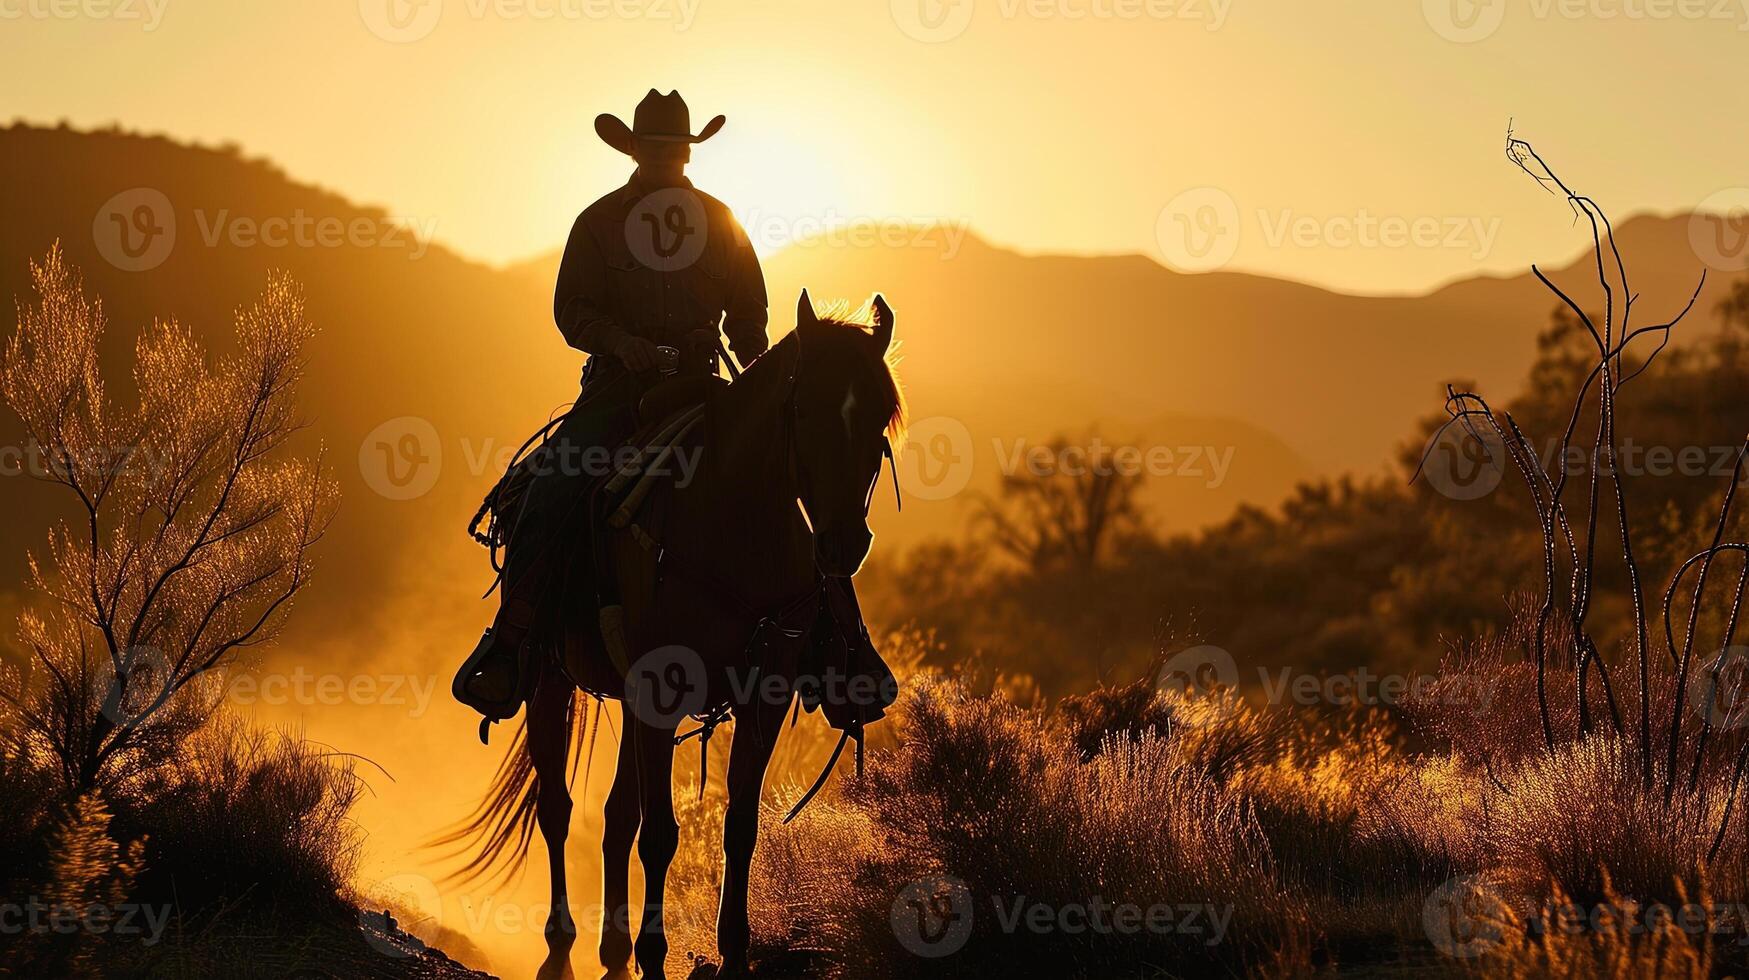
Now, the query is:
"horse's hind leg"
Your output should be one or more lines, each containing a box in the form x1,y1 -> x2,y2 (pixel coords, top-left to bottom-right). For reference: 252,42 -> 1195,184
598,701 -> 639,972
528,672 -> 577,942
631,715 -> 680,979
717,699 -> 787,975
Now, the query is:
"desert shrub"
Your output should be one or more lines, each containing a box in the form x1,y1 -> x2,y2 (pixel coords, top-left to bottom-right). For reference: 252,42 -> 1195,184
0,724 -> 55,885
1464,876 -> 1720,979
1053,677 -> 1174,761
115,713 -> 364,916
1481,737 -> 1749,909
0,793 -> 147,979
745,674 -> 1305,979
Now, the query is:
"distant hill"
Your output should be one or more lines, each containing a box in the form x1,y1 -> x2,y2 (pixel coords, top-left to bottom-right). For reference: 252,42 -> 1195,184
0,123 -> 1737,655
518,211 -> 1736,542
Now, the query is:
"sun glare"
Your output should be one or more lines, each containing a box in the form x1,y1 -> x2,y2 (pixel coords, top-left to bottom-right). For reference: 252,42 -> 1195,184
693,131 -> 853,258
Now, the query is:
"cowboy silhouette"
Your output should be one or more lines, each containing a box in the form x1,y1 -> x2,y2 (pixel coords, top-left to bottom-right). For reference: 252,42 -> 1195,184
454,90 -> 768,715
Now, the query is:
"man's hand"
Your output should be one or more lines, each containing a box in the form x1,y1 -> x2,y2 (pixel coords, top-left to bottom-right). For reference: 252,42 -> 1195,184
731,335 -> 769,368
613,335 -> 677,374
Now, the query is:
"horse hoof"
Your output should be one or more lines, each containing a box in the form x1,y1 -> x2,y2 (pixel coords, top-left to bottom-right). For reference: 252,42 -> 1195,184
634,937 -> 669,980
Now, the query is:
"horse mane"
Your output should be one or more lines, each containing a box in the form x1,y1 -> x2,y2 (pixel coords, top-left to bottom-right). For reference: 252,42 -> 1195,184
785,305 -> 909,447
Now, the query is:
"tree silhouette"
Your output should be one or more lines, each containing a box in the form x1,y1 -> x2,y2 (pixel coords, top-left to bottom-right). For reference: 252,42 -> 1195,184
0,246 -> 337,794
974,435 -> 1145,573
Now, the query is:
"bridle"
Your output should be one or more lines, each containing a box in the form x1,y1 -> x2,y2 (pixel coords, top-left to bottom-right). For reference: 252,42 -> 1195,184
776,333 -> 902,539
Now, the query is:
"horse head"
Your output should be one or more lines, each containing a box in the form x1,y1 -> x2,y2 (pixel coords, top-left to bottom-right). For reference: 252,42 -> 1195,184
787,289 -> 905,577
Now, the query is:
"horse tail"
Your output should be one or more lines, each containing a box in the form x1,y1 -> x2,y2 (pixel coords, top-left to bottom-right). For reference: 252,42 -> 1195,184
429,682 -> 592,886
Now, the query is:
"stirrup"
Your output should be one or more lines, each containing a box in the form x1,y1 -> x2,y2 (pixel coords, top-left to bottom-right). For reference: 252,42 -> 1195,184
452,627 -> 524,729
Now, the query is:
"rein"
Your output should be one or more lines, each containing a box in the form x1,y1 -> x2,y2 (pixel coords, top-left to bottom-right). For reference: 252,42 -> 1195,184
639,337 -> 897,816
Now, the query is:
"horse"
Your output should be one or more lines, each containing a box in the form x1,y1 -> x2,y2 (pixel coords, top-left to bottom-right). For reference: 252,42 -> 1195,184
443,289 -> 905,978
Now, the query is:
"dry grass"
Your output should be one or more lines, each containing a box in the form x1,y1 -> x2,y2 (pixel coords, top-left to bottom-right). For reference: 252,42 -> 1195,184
702,626 -> 1749,978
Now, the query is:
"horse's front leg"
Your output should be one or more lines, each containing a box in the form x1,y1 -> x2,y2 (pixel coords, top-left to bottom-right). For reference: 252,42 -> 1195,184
527,672 -> 578,943
717,698 -> 787,975
631,715 -> 679,979
598,700 -> 640,973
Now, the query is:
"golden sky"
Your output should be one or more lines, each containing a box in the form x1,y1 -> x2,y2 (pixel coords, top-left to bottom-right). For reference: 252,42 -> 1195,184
6,0 -> 1749,292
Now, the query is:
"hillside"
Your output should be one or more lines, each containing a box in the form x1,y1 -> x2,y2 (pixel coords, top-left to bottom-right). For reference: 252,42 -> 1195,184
0,122 -> 1735,651
4,122 -> 1742,980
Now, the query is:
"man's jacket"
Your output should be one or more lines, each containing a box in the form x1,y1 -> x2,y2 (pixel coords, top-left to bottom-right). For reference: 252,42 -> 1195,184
554,174 -> 768,376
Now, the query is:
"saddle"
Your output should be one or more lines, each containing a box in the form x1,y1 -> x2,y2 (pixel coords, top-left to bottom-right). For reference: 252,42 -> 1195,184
456,374 -> 719,733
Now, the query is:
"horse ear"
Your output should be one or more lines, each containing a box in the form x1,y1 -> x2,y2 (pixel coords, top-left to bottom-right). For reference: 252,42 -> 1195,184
870,293 -> 894,353
796,289 -> 817,327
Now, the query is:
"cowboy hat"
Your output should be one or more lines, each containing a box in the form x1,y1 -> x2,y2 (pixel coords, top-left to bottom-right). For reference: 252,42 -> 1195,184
595,89 -> 726,155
